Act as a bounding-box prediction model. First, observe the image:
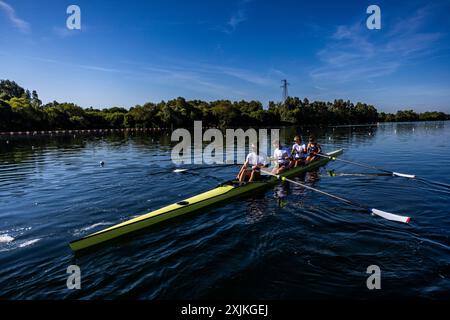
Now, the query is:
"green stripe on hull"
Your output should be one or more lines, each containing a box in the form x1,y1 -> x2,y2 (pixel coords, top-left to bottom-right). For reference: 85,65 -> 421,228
70,149 -> 343,251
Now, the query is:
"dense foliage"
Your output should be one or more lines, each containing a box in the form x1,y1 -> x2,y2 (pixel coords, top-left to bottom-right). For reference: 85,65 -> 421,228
378,110 -> 449,122
0,80 -> 448,131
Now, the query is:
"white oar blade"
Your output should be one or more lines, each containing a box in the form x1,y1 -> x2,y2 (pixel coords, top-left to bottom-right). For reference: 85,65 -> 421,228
392,172 -> 416,179
371,208 -> 411,223
173,169 -> 188,173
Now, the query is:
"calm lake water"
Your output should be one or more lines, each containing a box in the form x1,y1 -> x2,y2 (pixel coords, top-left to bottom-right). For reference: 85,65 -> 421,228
0,122 -> 449,299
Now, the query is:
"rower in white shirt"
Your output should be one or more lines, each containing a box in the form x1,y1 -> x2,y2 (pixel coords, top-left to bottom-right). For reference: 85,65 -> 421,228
291,135 -> 307,168
271,140 -> 291,174
236,144 -> 268,182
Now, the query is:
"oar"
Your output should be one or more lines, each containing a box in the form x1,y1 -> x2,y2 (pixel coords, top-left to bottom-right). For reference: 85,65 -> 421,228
316,153 -> 450,188
316,153 -> 415,178
261,169 -> 411,223
173,163 -> 239,173
327,170 -> 393,177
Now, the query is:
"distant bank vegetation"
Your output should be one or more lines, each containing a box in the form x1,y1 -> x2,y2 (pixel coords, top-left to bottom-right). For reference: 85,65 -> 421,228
1,80 -> 448,132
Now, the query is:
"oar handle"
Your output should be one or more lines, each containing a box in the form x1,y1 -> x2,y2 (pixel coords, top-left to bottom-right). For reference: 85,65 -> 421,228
174,163 -> 239,173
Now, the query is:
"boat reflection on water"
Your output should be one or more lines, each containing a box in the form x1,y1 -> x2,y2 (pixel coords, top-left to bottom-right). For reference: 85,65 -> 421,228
245,195 -> 269,224
245,169 -> 322,224
277,169 -> 321,193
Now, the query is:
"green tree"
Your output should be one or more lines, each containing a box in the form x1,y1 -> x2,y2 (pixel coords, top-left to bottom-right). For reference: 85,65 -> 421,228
105,112 -> 125,128
31,90 -> 42,108
395,110 -> 419,122
210,100 -> 241,127
0,100 -> 13,131
1,78 -> 449,131
8,96 -> 45,130
0,80 -> 26,100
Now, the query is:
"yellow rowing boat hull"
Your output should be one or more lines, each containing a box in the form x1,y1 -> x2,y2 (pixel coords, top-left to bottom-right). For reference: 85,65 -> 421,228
70,149 -> 343,251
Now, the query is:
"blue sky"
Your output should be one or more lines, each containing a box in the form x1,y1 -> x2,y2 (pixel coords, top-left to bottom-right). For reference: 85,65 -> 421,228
0,0 -> 449,112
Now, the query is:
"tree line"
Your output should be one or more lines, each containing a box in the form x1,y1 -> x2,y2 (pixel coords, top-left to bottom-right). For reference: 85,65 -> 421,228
0,80 -> 448,131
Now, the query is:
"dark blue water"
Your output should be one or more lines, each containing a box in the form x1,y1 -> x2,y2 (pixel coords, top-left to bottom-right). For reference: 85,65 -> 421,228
1,122 -> 449,299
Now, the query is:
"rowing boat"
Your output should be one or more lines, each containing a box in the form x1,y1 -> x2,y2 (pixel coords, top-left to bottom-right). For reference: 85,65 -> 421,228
70,149 -> 343,251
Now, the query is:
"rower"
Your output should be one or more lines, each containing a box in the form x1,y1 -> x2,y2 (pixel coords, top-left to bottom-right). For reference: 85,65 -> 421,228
272,140 -> 291,174
236,144 -> 267,182
291,135 -> 307,168
305,135 -> 322,163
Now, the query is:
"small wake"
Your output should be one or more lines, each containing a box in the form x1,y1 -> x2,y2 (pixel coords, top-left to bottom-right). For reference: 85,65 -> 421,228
74,222 -> 114,235
0,227 -> 33,245
18,239 -> 41,248
83,222 -> 113,231
0,234 -> 14,243
0,232 -> 40,251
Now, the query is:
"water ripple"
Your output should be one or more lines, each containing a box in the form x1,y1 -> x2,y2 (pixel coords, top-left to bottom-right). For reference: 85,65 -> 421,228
1,123 -> 450,299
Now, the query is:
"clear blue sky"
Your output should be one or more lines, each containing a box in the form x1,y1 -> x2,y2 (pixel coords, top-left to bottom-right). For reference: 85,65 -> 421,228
1,0 -> 449,112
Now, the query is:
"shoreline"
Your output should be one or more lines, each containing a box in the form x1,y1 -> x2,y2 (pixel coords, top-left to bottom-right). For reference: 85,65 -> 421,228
1,120 -> 448,136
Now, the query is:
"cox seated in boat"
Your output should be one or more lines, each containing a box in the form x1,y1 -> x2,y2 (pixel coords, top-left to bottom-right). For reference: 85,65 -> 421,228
236,144 -> 268,182
272,140 -> 291,174
291,135 -> 307,168
305,135 -> 322,163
